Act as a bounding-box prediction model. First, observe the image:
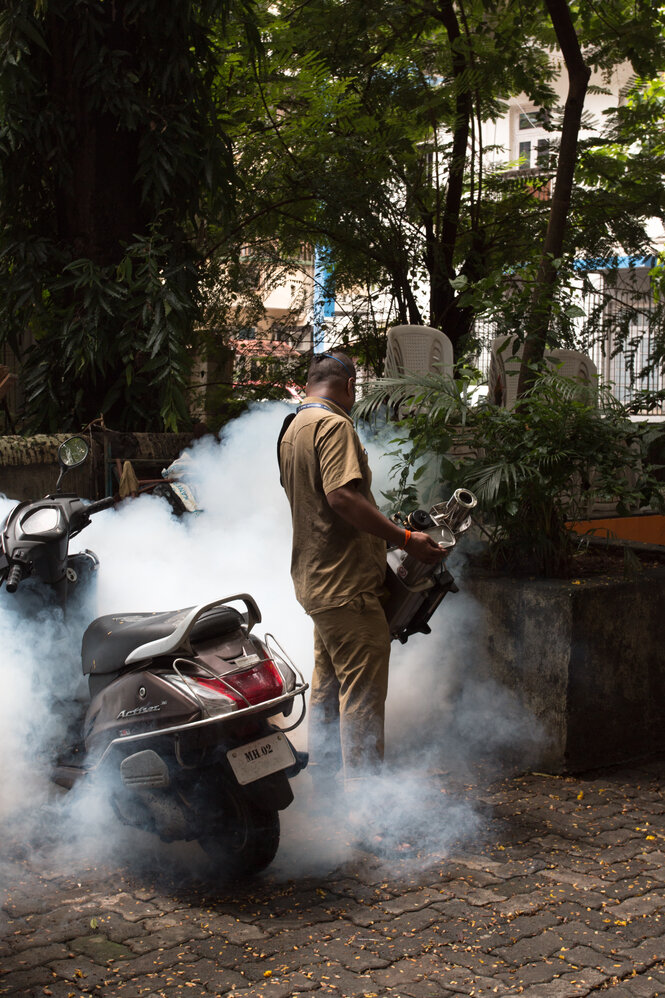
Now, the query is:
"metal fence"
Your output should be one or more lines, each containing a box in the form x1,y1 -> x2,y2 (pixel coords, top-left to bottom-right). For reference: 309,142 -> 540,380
583,278 -> 665,413
472,268 -> 665,417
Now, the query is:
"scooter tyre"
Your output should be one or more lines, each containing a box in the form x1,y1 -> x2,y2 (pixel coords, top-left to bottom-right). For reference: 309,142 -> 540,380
198,788 -> 280,878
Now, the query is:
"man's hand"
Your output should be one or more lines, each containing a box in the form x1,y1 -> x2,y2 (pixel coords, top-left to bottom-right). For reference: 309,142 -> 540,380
406,531 -> 448,564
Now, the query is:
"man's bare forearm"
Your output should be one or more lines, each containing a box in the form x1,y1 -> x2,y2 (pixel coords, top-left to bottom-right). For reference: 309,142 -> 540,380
326,484 -> 406,546
326,484 -> 446,564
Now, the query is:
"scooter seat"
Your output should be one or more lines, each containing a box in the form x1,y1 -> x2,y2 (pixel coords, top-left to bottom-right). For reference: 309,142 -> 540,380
82,604 -> 244,675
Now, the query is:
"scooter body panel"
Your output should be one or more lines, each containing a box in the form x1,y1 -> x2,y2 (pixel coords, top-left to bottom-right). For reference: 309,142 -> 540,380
84,670 -> 200,753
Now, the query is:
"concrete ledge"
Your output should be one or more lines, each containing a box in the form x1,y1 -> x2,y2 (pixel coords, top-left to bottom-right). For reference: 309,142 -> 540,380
0,434 -> 95,500
466,567 -> 665,773
0,433 -> 76,466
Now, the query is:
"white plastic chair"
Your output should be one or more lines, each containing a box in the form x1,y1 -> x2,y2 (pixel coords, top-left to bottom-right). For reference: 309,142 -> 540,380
384,325 -> 454,378
488,336 -> 597,408
547,349 -> 598,384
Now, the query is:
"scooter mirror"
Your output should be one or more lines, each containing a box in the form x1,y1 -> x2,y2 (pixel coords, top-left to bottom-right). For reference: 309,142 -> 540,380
58,435 -> 89,470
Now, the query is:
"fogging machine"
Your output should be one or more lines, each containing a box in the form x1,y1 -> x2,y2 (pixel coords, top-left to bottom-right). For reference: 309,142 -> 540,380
384,488 -> 477,644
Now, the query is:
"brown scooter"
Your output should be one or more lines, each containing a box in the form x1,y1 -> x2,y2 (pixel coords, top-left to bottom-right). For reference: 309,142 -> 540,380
0,437 -> 308,875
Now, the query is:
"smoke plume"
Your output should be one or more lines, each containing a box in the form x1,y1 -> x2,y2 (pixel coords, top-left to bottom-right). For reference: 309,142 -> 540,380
0,403 -> 541,883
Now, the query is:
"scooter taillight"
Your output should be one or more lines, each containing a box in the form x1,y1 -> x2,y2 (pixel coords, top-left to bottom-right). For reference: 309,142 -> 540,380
191,677 -> 244,707
194,658 -> 284,707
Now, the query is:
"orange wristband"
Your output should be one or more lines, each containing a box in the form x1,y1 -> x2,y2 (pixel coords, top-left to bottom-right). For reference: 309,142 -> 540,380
401,529 -> 411,550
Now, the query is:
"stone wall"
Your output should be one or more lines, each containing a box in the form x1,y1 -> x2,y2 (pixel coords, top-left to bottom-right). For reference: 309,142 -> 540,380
0,432 -> 193,502
465,567 -> 665,773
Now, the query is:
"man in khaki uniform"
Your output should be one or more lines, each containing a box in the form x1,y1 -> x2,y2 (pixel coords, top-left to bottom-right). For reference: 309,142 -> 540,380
279,351 -> 444,793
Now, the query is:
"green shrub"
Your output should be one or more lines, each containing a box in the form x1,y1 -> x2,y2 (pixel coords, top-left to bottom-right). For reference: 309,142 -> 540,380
355,371 -> 665,576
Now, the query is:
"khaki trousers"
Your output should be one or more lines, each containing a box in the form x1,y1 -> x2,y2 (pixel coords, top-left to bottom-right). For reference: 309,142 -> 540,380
308,593 -> 391,784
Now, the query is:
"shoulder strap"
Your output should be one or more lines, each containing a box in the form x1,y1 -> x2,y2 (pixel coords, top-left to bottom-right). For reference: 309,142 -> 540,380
277,403 -> 335,487
277,411 -> 297,487
296,402 -> 333,414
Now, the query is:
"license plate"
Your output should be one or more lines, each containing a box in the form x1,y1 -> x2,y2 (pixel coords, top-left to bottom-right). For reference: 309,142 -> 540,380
227,733 -> 295,786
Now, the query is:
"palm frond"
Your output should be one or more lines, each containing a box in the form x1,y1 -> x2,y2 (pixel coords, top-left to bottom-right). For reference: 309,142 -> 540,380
354,370 -> 475,424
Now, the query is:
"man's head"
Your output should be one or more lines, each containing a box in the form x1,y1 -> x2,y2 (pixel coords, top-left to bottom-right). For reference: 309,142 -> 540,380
306,352 -> 356,411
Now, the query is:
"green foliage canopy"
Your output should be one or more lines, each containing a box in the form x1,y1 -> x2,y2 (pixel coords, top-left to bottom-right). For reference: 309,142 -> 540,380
1,0 -> 664,430
224,0 -> 665,366
0,0 -> 256,431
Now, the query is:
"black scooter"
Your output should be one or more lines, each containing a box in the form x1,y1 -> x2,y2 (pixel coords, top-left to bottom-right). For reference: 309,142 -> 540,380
0,437 -> 308,875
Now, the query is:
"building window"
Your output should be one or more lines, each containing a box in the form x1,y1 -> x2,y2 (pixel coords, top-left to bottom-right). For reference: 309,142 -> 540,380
537,138 -> 550,168
514,106 -> 552,172
519,111 -> 538,130
520,108 -> 550,130
519,141 -> 531,169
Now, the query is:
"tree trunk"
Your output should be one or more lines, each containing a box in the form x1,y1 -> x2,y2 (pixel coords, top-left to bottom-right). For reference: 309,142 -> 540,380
517,0 -> 590,396
425,0 -> 473,354
48,4 -> 146,266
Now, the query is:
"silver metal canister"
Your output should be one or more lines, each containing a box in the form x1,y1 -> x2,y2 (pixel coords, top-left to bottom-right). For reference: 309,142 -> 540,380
383,488 -> 478,641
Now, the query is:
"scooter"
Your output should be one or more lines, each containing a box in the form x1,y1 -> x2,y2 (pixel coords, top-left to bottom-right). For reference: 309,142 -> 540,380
0,437 -> 308,875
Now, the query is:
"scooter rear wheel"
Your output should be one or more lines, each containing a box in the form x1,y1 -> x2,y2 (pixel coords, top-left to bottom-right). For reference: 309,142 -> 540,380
197,786 -> 280,877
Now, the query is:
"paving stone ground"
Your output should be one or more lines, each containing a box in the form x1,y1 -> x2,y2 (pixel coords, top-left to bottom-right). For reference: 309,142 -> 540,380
1,758 -> 664,998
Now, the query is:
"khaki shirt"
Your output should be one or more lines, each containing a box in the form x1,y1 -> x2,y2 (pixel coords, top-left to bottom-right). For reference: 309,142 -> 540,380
280,396 -> 387,613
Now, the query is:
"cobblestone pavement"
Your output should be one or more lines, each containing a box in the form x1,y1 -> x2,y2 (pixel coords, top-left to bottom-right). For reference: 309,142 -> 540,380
1,759 -> 664,998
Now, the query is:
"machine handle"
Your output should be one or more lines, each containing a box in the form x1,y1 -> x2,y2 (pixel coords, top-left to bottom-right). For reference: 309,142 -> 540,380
83,495 -> 116,517
5,562 -> 25,593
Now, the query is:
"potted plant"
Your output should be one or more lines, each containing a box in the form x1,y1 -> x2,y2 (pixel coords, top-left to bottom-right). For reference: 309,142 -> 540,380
355,371 -> 665,772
